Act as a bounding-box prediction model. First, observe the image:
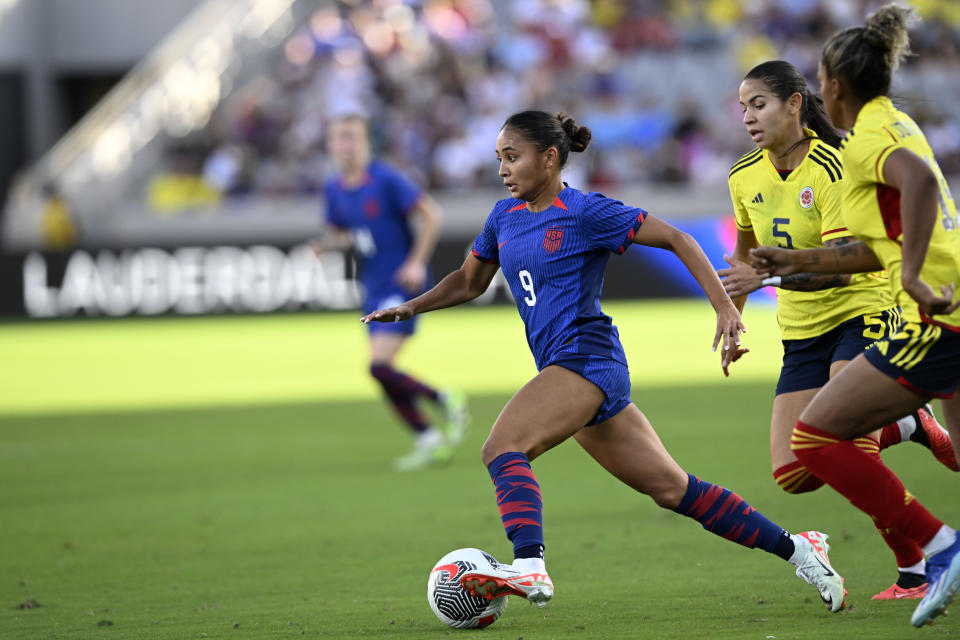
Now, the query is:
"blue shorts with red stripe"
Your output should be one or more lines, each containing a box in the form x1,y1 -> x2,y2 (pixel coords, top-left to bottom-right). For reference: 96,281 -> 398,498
547,354 -> 632,426
863,320 -> 960,398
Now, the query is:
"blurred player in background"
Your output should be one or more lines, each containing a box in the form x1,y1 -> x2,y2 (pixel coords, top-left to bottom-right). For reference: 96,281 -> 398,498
719,59 -> 957,601
315,114 -> 467,471
365,110 -> 848,615
751,5 -> 960,627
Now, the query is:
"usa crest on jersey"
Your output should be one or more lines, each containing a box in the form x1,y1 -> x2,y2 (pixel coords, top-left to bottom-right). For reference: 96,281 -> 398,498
543,227 -> 563,253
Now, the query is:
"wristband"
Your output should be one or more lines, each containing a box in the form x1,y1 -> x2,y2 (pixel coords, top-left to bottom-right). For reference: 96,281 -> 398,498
762,276 -> 782,288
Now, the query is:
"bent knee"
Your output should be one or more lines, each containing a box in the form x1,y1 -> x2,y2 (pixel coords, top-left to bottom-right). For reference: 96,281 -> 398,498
369,363 -> 392,381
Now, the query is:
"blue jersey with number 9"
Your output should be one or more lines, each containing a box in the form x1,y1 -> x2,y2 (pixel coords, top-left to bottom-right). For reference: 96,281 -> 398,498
472,186 -> 646,370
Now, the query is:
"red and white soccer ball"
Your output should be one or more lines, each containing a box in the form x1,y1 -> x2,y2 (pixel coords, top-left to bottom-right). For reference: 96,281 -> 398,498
427,548 -> 508,629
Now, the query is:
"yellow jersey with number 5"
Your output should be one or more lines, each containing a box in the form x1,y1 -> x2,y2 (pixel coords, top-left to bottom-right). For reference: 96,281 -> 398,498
729,130 -> 892,339
839,96 -> 960,331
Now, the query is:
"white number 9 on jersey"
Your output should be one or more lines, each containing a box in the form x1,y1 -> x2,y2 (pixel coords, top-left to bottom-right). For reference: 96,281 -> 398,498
518,269 -> 536,306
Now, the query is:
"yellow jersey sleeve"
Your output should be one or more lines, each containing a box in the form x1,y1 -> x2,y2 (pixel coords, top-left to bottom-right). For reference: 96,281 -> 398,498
840,96 -> 960,330
817,176 -> 849,243
729,150 -> 759,232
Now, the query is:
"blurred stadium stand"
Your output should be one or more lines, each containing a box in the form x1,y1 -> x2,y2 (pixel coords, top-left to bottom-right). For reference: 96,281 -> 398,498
0,0 -> 957,316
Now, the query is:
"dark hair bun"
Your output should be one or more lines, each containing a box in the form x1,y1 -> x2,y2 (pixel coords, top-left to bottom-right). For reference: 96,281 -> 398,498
863,3 -> 913,70
557,112 -> 592,153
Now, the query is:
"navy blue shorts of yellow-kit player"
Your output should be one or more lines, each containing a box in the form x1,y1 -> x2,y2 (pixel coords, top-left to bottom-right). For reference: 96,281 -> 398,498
776,308 -> 900,395
364,290 -> 417,336
864,320 -> 960,399
547,353 -> 632,426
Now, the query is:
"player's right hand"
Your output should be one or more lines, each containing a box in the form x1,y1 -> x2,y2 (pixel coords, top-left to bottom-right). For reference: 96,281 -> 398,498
718,254 -> 763,297
361,304 -> 414,323
902,278 -> 960,317
749,246 -> 799,276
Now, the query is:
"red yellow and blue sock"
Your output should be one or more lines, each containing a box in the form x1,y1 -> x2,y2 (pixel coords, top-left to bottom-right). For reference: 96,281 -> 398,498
793,420 -> 942,546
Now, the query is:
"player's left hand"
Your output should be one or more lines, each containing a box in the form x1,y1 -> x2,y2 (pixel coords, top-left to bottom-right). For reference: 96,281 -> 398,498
902,277 -> 960,317
362,304 -> 414,324
395,259 -> 427,292
718,254 -> 764,297
713,304 -> 747,376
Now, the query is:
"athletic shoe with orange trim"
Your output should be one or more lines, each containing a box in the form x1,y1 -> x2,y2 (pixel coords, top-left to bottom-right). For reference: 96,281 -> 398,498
791,531 -> 847,612
460,562 -> 553,608
871,582 -> 927,600
917,405 -> 959,472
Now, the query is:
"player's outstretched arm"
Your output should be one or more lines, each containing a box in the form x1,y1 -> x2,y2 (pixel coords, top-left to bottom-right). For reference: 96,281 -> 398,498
362,254 -> 499,324
727,237 -> 855,295
633,215 -> 746,375
749,240 -> 882,277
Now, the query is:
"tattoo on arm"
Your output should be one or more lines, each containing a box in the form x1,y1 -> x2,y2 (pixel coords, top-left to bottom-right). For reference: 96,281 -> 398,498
780,237 -> 855,291
780,271 -> 851,291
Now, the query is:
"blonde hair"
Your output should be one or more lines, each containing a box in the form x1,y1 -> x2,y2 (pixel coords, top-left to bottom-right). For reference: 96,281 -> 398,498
820,3 -> 915,101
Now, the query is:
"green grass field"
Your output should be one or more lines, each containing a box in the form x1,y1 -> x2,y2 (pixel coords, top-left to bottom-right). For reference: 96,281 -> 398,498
1,301 -> 958,639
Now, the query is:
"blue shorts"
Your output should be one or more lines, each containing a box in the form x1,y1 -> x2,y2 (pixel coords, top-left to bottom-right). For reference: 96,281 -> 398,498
864,320 -> 960,398
777,309 -> 900,395
364,291 -> 417,336
548,354 -> 632,426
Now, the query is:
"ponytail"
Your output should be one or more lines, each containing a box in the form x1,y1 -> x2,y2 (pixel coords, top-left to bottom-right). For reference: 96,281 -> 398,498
801,90 -> 841,148
821,3 -> 914,102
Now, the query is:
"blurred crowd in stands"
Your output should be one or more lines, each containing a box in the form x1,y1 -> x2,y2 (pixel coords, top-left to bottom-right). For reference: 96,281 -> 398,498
151,0 -> 960,211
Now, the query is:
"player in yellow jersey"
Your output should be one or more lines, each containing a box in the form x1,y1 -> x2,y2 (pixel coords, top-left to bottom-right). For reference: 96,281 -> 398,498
751,5 -> 960,627
719,59 -> 956,601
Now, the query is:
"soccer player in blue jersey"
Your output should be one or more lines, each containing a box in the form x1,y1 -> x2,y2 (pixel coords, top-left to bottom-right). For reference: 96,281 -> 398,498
317,114 -> 467,471
363,110 -> 847,614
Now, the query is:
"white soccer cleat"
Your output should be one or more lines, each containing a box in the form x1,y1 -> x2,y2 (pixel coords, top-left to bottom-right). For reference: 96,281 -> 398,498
790,531 -> 846,612
393,431 -> 451,472
460,562 -> 553,608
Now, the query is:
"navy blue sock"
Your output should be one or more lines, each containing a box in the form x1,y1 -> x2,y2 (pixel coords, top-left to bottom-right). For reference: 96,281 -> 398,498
674,473 -> 791,558
488,452 -> 544,556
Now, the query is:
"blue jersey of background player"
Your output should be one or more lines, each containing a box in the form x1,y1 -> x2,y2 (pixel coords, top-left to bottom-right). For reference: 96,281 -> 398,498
315,114 -> 467,471
325,158 -> 426,322
472,187 -> 642,372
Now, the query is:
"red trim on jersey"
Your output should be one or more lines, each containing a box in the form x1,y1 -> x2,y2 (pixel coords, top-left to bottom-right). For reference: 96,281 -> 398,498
616,212 -> 647,254
821,227 -> 847,237
919,311 -> 960,333
876,184 -> 902,243
896,375 -> 955,399
471,248 -> 499,264
552,195 -> 568,210
507,202 -> 527,212
874,144 -> 896,181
